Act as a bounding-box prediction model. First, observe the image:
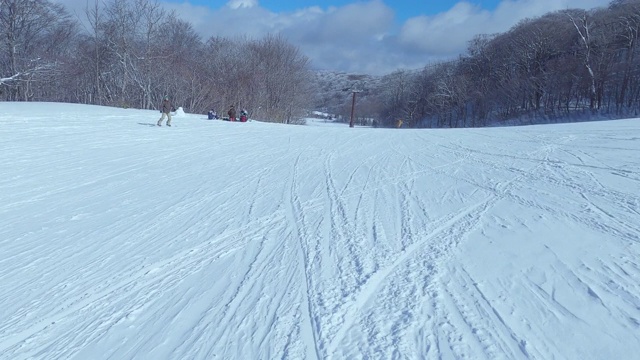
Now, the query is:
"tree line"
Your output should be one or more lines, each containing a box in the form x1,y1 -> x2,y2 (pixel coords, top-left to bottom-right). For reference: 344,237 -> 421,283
0,0 -> 312,123
3,0 -> 640,127
368,0 -> 640,128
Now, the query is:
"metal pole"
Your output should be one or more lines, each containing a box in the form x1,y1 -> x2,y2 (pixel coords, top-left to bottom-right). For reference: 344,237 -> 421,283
349,91 -> 356,128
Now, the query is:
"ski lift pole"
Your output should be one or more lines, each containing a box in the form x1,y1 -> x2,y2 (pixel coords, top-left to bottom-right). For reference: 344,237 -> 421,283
343,88 -> 361,128
349,91 -> 357,128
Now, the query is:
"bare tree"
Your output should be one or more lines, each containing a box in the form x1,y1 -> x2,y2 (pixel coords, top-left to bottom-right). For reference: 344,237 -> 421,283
245,34 -> 311,123
159,16 -> 203,111
606,0 -> 640,113
0,0 -> 77,100
567,9 -> 602,110
134,0 -> 169,110
377,69 -> 412,127
201,36 -> 236,113
79,0 -> 106,104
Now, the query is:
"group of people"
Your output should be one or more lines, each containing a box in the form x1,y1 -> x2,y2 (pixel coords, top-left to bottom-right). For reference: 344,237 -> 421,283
209,105 -> 248,122
158,96 -> 249,126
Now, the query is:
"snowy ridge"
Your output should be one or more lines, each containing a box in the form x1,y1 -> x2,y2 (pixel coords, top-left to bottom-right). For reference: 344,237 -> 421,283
0,102 -> 638,359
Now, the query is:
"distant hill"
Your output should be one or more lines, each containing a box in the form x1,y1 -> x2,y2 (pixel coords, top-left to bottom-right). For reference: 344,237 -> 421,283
309,70 -> 382,120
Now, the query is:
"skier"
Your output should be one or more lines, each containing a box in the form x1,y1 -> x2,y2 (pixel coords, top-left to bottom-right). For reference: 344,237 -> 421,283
157,96 -> 173,126
240,109 -> 248,122
208,109 -> 217,120
228,105 -> 236,122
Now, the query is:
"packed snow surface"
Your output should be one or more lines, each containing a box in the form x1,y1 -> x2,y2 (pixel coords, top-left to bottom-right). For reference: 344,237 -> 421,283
1,103 -> 639,359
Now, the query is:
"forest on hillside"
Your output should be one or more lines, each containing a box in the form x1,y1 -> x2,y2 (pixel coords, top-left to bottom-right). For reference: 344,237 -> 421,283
0,0 -> 311,124
2,0 -> 640,127
366,0 -> 640,128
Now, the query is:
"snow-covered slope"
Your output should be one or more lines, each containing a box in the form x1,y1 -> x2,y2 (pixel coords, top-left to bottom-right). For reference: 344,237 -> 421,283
1,102 -> 638,359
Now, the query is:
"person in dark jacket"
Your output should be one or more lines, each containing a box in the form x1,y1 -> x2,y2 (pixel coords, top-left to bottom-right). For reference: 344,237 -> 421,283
157,96 -> 173,126
228,105 -> 236,121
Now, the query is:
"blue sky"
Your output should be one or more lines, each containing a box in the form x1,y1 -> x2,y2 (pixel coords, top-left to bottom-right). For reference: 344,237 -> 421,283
163,0 -> 504,23
56,0 -> 611,75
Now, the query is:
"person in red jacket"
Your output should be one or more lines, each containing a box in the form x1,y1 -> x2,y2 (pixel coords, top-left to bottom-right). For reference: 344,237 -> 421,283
228,105 -> 236,121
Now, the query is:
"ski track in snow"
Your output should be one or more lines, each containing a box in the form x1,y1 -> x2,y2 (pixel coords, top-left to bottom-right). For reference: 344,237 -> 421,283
1,103 -> 639,359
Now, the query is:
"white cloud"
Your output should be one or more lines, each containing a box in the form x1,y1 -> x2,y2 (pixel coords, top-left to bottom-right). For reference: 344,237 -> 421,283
51,0 -> 613,75
399,2 -> 490,55
398,0 -> 611,57
158,0 -> 613,74
164,0 -> 398,73
226,0 -> 258,10
288,1 -> 394,44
